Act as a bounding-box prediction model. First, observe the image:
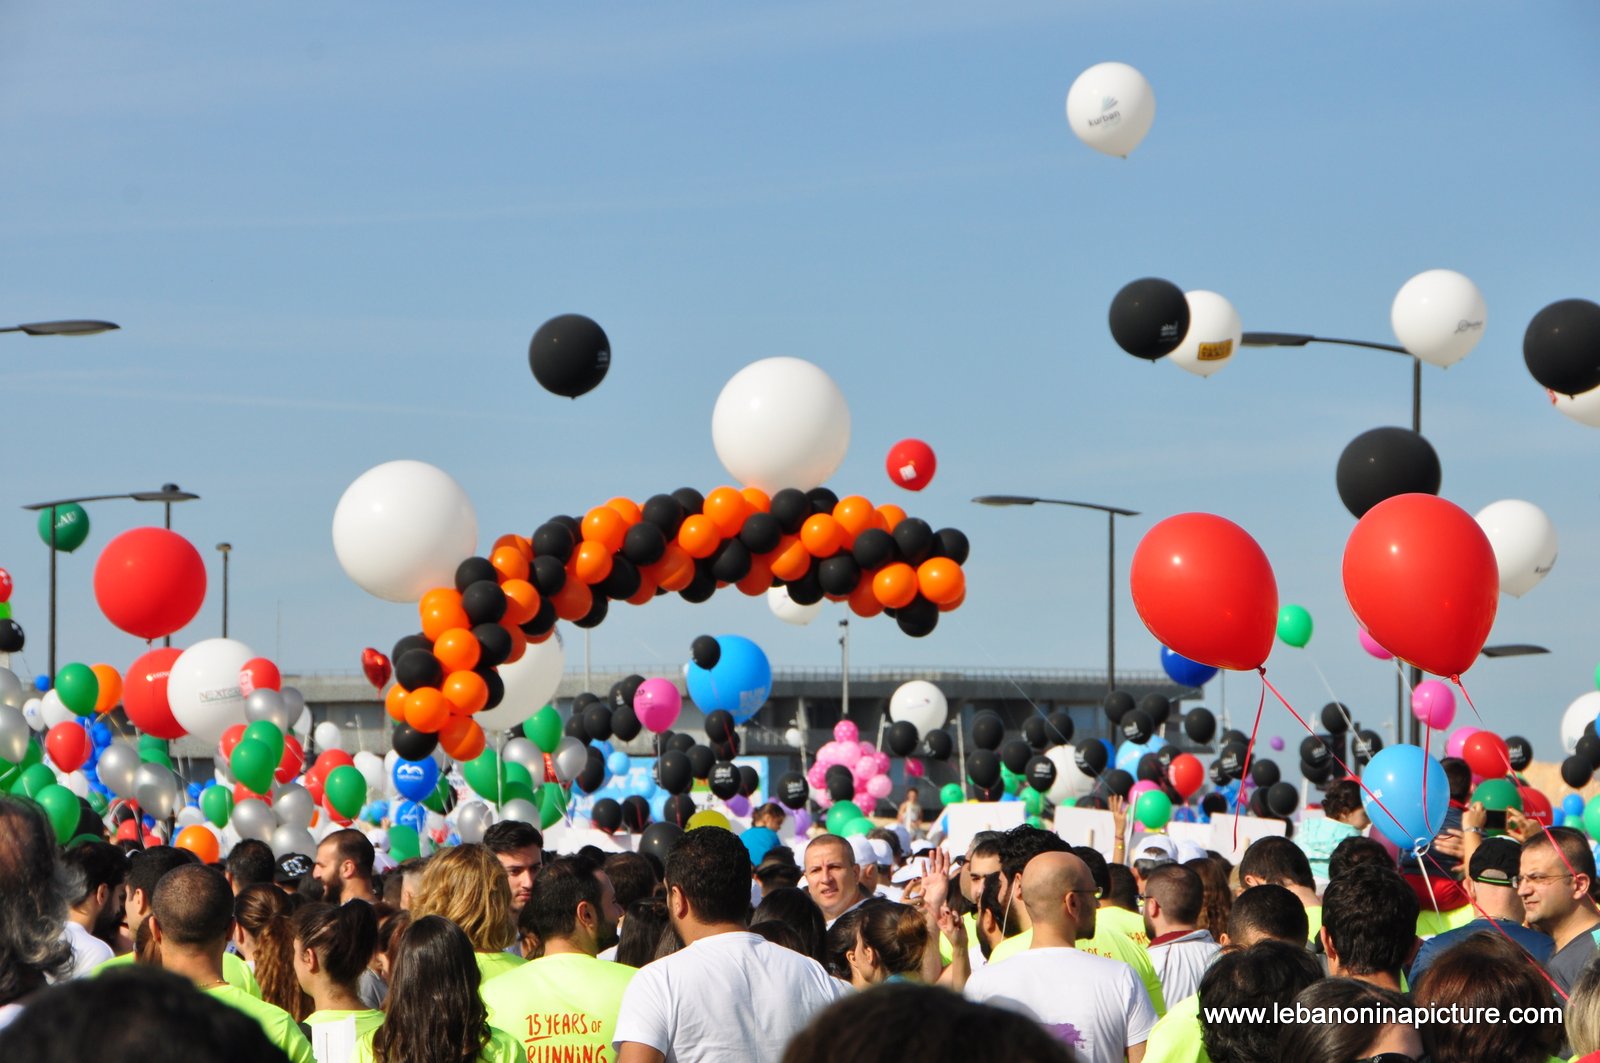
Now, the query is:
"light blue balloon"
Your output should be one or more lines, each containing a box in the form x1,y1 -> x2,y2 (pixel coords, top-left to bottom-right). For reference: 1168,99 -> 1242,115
594,740 -> 614,760
1115,734 -> 1167,773
607,751 -> 631,777
392,756 -> 440,801
685,635 -> 772,724
1362,744 -> 1449,852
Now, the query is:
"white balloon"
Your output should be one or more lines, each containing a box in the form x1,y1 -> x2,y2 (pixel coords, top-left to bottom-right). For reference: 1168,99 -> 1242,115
552,736 -> 587,784
767,585 -> 822,626
22,697 -> 45,732
1167,291 -> 1242,378
1475,500 -> 1557,598
40,690 -> 76,730
888,680 -> 949,738
1562,692 -> 1600,753
0,667 -> 23,709
62,770 -> 90,798
783,727 -> 804,748
1065,62 -> 1156,158
477,632 -> 564,732
354,751 -> 387,797
176,805 -> 205,828
314,721 -> 343,752
1390,269 -> 1486,368
1045,745 -> 1096,802
167,639 -> 256,747
332,460 -> 478,603
457,801 -> 494,844
1550,383 -> 1600,428
711,357 -> 851,494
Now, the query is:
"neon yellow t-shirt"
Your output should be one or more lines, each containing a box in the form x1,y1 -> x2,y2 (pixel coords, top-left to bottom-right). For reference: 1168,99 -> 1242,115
476,950 -> 526,986
306,1008 -> 385,1037
1416,905 -> 1474,938
355,1024 -> 524,1063
1305,904 -> 1323,947
987,922 -> 1167,1017
95,951 -> 262,997
206,983 -> 315,1063
1142,990 -> 1208,1063
938,912 -> 980,964
483,952 -> 637,1062
1097,904 -> 1151,949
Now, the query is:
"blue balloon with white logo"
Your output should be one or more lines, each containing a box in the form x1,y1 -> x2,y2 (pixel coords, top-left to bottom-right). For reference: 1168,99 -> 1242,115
392,756 -> 439,801
686,635 -> 772,724
1160,646 -> 1219,688
392,799 -> 429,835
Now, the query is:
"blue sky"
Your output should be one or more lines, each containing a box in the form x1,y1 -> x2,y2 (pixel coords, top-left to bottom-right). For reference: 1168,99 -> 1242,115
2,2 -> 1598,761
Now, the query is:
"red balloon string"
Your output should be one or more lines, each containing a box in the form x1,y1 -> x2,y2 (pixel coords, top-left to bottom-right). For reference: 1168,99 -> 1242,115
1449,674 -> 1484,723
1235,673 -> 1269,849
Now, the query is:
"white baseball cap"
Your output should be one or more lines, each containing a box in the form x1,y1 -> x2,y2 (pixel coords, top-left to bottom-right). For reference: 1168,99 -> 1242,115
848,836 -> 875,867
1131,834 -> 1179,864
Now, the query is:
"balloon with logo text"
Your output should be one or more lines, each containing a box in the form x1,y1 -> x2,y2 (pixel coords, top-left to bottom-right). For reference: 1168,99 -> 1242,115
1361,744 -> 1448,852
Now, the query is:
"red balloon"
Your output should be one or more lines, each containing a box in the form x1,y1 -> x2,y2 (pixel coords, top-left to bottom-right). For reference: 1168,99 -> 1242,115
218,723 -> 246,760
1517,785 -> 1554,828
92,527 -> 207,640
46,722 -> 90,773
239,658 -> 282,698
1130,513 -> 1278,671
303,765 -> 327,804
1461,731 -> 1512,779
122,647 -> 186,739
233,783 -> 269,805
0,568 -> 12,603
276,734 -> 305,784
1167,753 -> 1205,799
314,750 -> 354,775
361,648 -> 392,690
1342,494 -> 1498,678
885,439 -> 937,491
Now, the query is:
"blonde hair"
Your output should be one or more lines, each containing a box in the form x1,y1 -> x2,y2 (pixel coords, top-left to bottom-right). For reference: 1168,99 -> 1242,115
410,844 -> 515,952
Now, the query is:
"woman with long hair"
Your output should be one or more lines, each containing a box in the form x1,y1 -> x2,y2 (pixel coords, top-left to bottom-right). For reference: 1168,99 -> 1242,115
234,882 -> 308,1020
614,898 -> 672,969
358,915 -> 521,1063
408,844 -> 522,986
293,901 -> 382,1039
845,900 -> 930,987
1183,856 -> 1232,939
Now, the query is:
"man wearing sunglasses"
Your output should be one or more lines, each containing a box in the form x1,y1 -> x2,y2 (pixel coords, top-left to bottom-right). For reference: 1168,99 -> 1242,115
1518,826 -> 1600,994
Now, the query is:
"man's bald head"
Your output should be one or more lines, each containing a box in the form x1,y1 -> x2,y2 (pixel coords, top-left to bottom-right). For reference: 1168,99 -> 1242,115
150,865 -> 233,948
1020,851 -> 1095,932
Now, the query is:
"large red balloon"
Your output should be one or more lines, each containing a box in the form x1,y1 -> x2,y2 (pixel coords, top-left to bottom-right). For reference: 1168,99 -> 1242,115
1130,514 -> 1278,671
93,528 -> 207,640
1167,752 -> 1204,799
122,647 -> 186,739
46,722 -> 90,773
885,439 -> 937,492
1342,494 -> 1498,678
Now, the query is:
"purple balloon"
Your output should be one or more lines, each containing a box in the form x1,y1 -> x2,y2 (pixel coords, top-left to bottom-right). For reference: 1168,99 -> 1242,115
725,794 -> 751,817
1269,736 -> 1285,752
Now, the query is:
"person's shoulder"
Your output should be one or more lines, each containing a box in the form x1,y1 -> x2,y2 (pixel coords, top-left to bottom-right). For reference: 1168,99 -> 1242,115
483,1025 -> 525,1063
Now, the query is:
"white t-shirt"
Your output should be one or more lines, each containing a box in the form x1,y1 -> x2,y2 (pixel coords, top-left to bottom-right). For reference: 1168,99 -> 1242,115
60,921 -> 114,980
1146,930 -> 1220,1008
964,946 -> 1156,1063
613,931 -> 846,1063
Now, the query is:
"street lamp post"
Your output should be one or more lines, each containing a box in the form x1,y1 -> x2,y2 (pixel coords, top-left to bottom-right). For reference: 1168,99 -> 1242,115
973,495 -> 1139,695
216,543 -> 233,638
1240,332 -> 1420,432
0,320 -> 119,337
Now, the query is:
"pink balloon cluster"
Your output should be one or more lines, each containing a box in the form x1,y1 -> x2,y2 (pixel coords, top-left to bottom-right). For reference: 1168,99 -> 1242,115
807,723 -> 894,810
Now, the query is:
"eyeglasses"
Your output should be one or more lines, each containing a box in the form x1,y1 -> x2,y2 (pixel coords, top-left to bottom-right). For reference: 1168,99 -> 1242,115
1070,887 -> 1103,900
1512,872 -> 1574,889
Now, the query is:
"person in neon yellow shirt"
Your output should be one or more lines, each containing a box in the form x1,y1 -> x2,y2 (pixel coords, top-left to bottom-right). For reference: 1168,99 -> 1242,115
410,843 -> 526,987
146,863 -> 313,1063
484,852 -> 635,1061
358,916 -> 522,1063
293,899 -> 385,1056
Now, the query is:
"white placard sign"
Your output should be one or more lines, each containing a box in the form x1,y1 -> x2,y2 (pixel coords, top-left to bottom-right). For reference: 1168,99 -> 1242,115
1209,813 -> 1288,863
937,802 -> 1027,856
1164,821 -> 1213,856
1052,807 -> 1118,862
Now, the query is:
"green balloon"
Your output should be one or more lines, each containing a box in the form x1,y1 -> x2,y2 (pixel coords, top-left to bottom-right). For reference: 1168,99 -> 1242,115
388,824 -> 421,863
140,749 -> 173,769
840,815 -> 873,837
1001,766 -> 1022,795
1026,815 -> 1044,829
1059,797 -> 1077,808
86,791 -> 108,816
1022,789 -> 1044,816
242,720 -> 285,766
200,784 -> 234,829
1276,604 -> 1314,648
12,762 -> 56,798
422,776 -> 453,814
939,782 -> 964,806
1472,778 -> 1523,813
538,781 -> 566,829
37,784 -> 81,843
504,761 -> 533,791
528,705 -> 563,755
230,738 -> 276,794
22,737 -> 42,768
463,749 -> 507,803
54,663 -> 99,717
825,801 -> 863,834
0,602 -> 10,620
1134,790 -> 1174,830
1583,796 -> 1600,841
324,765 -> 367,819
39,503 -> 90,553
501,780 -> 537,806
138,735 -> 169,752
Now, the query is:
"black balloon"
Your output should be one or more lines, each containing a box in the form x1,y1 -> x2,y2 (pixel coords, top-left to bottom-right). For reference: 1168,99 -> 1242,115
1047,710 -> 1076,746
709,761 -> 740,800
710,540 -> 752,584
667,732 -> 696,754
476,666 -> 505,711
1026,755 -> 1057,793
573,593 -> 609,629
641,495 -> 686,536
611,705 -> 642,742
1351,729 -> 1383,767
1075,740 -> 1108,776
851,529 -> 897,569
971,712 -> 1005,751
597,555 -> 641,601
591,798 -> 622,832
738,765 -> 759,797
1022,716 -> 1050,751
655,750 -> 692,794
686,744 -> 716,780
532,522 -> 575,563
573,692 -> 601,712
1219,729 -> 1249,748
575,747 -> 607,793
1200,793 -> 1228,816
531,557 -> 568,600
1183,707 -> 1217,745
972,781 -> 1004,803
785,569 -> 824,606
529,313 -> 610,398
622,522 -> 667,567
1103,691 -> 1135,725
391,633 -> 430,666
473,623 -> 512,668
1335,427 -> 1441,519
769,489 -> 810,534
662,795 -> 698,828
0,620 -> 26,654
582,702 -> 613,742
1249,759 -> 1281,788
621,794 -> 652,832
922,730 -> 953,761
1217,741 -> 1248,780
1109,277 -> 1190,360
1136,754 -> 1164,783
892,519 -> 934,565
1248,788 -> 1271,817
895,597 -> 939,638
395,649 -> 443,691
703,709 -> 736,744
806,487 -> 839,515
711,734 -> 741,761
1138,694 -> 1172,726
679,566 -> 717,604
391,723 -> 438,761
1001,739 -> 1032,775
738,512 -> 782,555
818,555 -> 861,597
1300,735 -> 1332,768
671,487 -> 706,516
826,765 -> 854,802
777,771 -> 809,809
564,716 -> 588,742
1524,298 -> 1600,396
1301,757 -> 1334,786
933,528 -> 970,566
1562,756 -> 1594,789
1320,703 -> 1352,735
1100,769 -> 1135,798
1576,734 -> 1600,771
455,556 -> 498,591
691,635 -> 721,670
888,721 -> 920,757
1505,735 -> 1534,772
621,675 -> 646,707
1209,759 -> 1230,787
966,749 -> 1001,788
1120,709 -> 1154,745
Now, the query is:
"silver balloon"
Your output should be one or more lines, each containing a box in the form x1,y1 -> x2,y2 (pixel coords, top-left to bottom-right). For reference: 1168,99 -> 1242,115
244,689 -> 290,731
97,744 -> 142,800
552,737 -> 587,784
270,824 -> 316,857
0,668 -> 24,709
176,806 -> 206,828
134,763 -> 181,820
0,706 -> 30,765
500,798 -> 540,825
502,738 -> 544,782
231,799 -> 278,843
280,686 -> 307,729
457,801 -> 493,844
273,783 -> 315,829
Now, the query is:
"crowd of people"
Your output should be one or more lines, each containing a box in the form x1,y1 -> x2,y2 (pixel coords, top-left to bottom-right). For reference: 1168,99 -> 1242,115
2,751 -> 1600,1063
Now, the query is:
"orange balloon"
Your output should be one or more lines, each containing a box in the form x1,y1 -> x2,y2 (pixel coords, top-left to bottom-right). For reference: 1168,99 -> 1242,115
652,543 -> 696,592
493,533 -> 534,561
420,590 -> 470,641
551,578 -> 594,622
490,545 -> 530,583
91,663 -> 123,713
499,622 -> 528,664
737,555 -> 774,596
404,688 -> 451,733
440,716 -> 485,761
500,579 -> 540,625
419,586 -> 459,614
677,515 -> 721,559
526,628 -> 554,645
582,506 -> 628,553
442,670 -> 489,715
703,487 -> 751,538
938,591 -> 966,613
769,536 -> 812,582
877,504 -> 907,531
917,558 -> 966,606
848,580 -> 884,618
627,572 -> 659,606
433,628 -> 481,673
800,514 -> 844,557
385,683 -> 409,722
573,540 -> 615,585
833,496 -> 875,540
741,487 -> 771,513
175,825 -> 219,864
606,497 -> 642,525
873,562 -> 919,608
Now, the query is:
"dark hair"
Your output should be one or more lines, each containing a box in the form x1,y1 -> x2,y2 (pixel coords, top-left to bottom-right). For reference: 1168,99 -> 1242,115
0,795 -> 74,1004
1319,780 -> 1363,821
1069,845 -> 1110,896
1327,835 -> 1394,881
234,883 -> 304,1019
1319,865 -> 1416,976
781,983 -> 1075,1063
855,900 -> 928,977
127,846 -> 198,906
615,898 -> 670,969
61,841 -> 128,905
1239,836 -> 1314,891
377,909 -> 410,979
1105,863 -> 1139,913
1440,757 -> 1472,803
664,827 -> 752,925
1523,826 -> 1599,880
866,829 -> 904,866
751,920 -> 807,954
225,840 -> 276,891
1226,884 -> 1308,946
1276,978 -> 1411,1063
320,829 -> 375,879
968,834 -> 1003,862
1185,856 -> 1232,937
998,826 -> 1068,883
1199,941 -> 1323,1063
1145,864 -> 1204,925
0,966 -> 288,1063
151,865 -> 233,947
1415,932 -> 1562,1063
603,852 -> 659,912
482,820 -> 543,855
752,886 -> 827,964
373,915 -> 490,1063
523,853 -> 603,942
294,900 -> 378,985
825,905 -> 870,980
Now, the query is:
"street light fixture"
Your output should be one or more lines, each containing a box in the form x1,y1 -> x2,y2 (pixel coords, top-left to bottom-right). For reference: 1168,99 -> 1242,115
973,495 -> 1139,695
1240,331 -> 1421,432
1480,644 -> 1550,659
216,543 -> 233,638
0,320 -> 119,337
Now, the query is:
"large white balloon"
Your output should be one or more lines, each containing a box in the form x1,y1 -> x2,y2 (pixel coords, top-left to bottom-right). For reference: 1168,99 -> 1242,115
354,751 -> 387,797
476,631 -> 564,732
1065,62 -> 1156,158
167,639 -> 256,747
1550,384 -> 1600,428
1562,692 -> 1600,753
332,460 -> 478,603
314,721 -> 344,752
1168,291 -> 1242,378
1390,269 -> 1486,368
40,690 -> 76,730
1045,744 -> 1096,802
1475,500 -> 1557,598
711,357 -> 851,493
767,585 -> 822,626
888,680 -> 949,738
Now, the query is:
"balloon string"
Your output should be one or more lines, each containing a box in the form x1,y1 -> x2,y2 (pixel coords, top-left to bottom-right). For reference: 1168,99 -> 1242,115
1304,652 -> 1359,737
1415,846 -> 1443,916
1449,674 -> 1485,724
1234,674 -> 1268,850
1422,719 -> 1434,836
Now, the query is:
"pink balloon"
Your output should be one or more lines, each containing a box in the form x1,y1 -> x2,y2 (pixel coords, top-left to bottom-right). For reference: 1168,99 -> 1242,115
905,758 -> 926,778
833,720 -> 859,744
1411,680 -> 1457,729
867,774 -> 893,799
1268,737 -> 1285,752
1445,726 -> 1481,760
814,791 -> 834,809
633,678 -> 682,733
858,740 -> 876,757
1128,780 -> 1160,803
1358,629 -> 1394,660
807,763 -> 827,788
